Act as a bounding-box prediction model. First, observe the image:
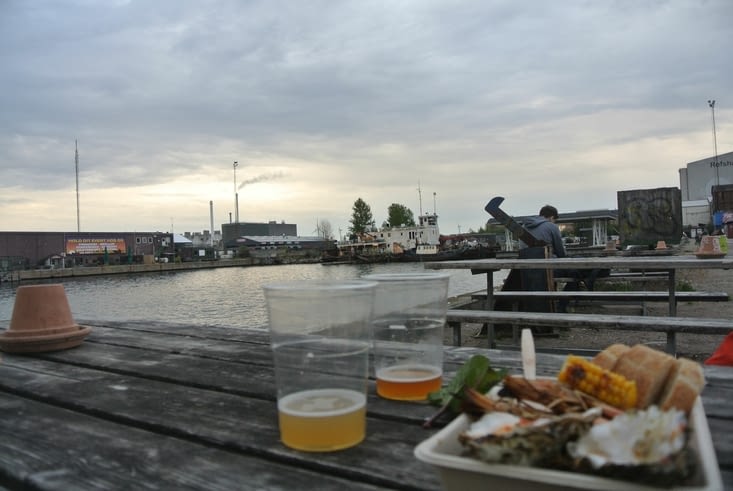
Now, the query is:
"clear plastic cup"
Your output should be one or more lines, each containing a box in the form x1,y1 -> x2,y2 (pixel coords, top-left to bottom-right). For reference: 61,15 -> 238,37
263,279 -> 376,452
362,272 -> 450,401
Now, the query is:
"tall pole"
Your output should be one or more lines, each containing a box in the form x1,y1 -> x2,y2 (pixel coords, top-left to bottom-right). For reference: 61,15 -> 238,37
209,200 -> 215,247
417,181 -> 423,216
708,100 -> 719,187
233,161 -> 239,223
75,140 -> 80,232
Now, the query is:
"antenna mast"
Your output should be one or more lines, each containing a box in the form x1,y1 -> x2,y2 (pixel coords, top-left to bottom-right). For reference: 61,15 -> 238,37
75,140 -> 80,232
417,181 -> 423,216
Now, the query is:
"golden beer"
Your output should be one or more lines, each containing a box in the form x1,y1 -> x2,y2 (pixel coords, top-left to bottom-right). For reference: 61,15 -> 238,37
376,364 -> 442,401
277,388 -> 366,451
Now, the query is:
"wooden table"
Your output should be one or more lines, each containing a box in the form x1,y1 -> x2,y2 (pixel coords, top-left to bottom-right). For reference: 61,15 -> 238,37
426,255 -> 732,317
0,321 -> 731,490
426,255 -> 733,351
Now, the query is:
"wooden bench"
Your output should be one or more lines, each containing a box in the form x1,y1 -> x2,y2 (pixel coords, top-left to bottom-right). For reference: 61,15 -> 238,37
446,309 -> 732,355
553,271 -> 670,290
469,290 -> 728,316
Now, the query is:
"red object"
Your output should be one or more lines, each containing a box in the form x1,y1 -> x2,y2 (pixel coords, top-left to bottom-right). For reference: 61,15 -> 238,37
705,332 -> 733,366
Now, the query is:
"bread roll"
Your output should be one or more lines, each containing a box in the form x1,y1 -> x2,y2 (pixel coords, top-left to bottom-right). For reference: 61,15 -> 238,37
659,358 -> 705,414
613,344 -> 676,409
592,343 -> 630,371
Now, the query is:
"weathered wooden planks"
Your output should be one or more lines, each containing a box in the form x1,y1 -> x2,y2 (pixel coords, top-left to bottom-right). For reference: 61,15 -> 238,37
446,309 -> 732,354
471,290 -> 729,302
0,394 -> 389,491
0,339 -> 442,490
1,321 -> 731,490
425,255 -> 733,271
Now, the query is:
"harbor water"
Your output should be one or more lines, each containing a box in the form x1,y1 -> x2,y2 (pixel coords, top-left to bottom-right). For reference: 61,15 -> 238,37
0,263 -> 506,329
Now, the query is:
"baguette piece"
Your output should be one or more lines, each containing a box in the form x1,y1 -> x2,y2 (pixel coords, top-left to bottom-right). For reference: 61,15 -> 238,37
592,343 -> 630,371
613,344 -> 676,409
658,358 -> 706,414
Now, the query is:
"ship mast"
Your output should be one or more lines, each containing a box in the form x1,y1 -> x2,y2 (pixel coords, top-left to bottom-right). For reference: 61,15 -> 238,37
417,181 -> 423,216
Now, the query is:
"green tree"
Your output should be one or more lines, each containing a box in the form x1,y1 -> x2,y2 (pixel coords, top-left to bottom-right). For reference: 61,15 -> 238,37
476,223 -> 507,234
387,203 -> 416,227
349,198 -> 374,236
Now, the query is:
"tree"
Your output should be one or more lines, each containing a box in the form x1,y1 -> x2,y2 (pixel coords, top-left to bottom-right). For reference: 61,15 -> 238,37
476,223 -> 506,234
387,203 -> 416,227
349,198 -> 374,236
315,219 -> 333,240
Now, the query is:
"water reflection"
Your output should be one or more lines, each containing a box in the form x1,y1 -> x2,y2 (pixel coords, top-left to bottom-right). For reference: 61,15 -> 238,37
0,263 -> 506,329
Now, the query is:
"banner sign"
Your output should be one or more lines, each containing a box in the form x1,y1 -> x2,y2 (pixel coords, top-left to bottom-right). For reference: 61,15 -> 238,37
66,238 -> 127,255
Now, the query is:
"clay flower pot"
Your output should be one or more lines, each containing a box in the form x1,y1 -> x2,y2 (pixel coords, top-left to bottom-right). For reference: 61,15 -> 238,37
0,284 -> 91,353
655,240 -> 667,250
696,236 -> 724,259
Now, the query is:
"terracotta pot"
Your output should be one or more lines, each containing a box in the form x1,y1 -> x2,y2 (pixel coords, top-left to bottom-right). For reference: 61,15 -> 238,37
655,240 -> 667,250
696,236 -> 724,259
0,284 -> 91,353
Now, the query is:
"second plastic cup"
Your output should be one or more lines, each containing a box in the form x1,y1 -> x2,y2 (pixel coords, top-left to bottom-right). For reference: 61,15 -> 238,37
362,272 -> 450,401
263,279 -> 376,452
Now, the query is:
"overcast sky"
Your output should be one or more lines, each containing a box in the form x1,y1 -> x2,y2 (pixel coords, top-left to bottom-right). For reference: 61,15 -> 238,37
1,0 -> 731,238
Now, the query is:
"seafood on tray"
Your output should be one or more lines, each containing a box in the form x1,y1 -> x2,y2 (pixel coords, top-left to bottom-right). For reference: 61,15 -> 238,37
457,343 -> 705,485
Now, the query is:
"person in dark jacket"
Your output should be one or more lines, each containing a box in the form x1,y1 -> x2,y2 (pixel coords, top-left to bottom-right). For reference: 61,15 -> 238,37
519,205 -> 566,258
520,205 -> 607,312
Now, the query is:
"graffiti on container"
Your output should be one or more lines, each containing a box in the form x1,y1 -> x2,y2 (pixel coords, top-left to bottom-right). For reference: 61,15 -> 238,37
622,197 -> 679,236
617,187 -> 683,246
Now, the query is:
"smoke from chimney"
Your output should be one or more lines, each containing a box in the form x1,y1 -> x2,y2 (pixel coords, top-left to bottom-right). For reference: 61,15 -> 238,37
238,171 -> 285,190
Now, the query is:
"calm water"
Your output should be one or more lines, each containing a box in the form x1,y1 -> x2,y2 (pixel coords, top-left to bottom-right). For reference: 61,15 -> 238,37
0,263 -> 505,329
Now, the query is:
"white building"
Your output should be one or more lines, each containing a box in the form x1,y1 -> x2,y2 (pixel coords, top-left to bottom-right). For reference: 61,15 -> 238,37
679,150 -> 733,201
183,230 -> 222,248
679,150 -> 733,226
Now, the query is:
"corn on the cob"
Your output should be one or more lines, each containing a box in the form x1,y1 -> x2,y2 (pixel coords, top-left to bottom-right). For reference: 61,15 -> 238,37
558,355 -> 637,409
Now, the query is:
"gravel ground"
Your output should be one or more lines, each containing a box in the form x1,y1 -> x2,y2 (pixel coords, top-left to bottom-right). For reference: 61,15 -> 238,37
443,240 -> 732,362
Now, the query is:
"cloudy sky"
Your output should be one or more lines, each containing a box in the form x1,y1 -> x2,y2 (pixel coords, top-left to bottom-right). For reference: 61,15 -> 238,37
1,0 -> 731,238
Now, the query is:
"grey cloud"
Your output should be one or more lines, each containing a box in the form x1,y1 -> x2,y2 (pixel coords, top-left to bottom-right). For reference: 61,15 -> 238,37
1,0 -> 731,232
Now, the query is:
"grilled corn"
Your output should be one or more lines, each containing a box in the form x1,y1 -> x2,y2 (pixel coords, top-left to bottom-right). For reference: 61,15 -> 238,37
558,355 -> 637,409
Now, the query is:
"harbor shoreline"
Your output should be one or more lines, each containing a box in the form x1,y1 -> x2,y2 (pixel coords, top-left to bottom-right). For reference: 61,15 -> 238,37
1,257 -> 323,284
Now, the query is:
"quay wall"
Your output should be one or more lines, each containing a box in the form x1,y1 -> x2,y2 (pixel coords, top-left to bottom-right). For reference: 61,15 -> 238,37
2,258 -> 290,284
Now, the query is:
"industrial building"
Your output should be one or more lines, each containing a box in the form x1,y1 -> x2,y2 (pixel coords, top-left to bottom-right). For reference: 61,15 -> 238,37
679,150 -> 733,228
221,221 -> 297,248
0,219 -> 323,273
0,231 -> 196,270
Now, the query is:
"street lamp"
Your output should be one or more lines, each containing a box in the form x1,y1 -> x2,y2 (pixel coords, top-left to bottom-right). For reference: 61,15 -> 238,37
233,161 -> 239,223
708,100 -> 719,187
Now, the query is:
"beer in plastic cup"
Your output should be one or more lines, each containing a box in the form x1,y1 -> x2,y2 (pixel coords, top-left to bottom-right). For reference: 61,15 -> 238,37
362,272 -> 450,401
264,279 -> 376,451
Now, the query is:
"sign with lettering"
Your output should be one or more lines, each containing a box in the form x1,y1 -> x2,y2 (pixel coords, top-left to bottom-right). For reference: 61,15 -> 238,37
66,238 -> 127,254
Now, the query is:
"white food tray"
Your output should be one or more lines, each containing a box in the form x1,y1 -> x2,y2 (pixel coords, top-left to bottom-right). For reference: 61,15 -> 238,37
415,397 -> 722,491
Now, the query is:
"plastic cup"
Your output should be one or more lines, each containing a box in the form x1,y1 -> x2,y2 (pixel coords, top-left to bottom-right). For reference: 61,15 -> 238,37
263,279 -> 376,452
362,272 -> 450,401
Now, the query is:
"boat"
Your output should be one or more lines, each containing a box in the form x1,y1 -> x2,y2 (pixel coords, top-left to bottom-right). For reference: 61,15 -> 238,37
396,244 -> 498,262
326,189 -> 501,263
